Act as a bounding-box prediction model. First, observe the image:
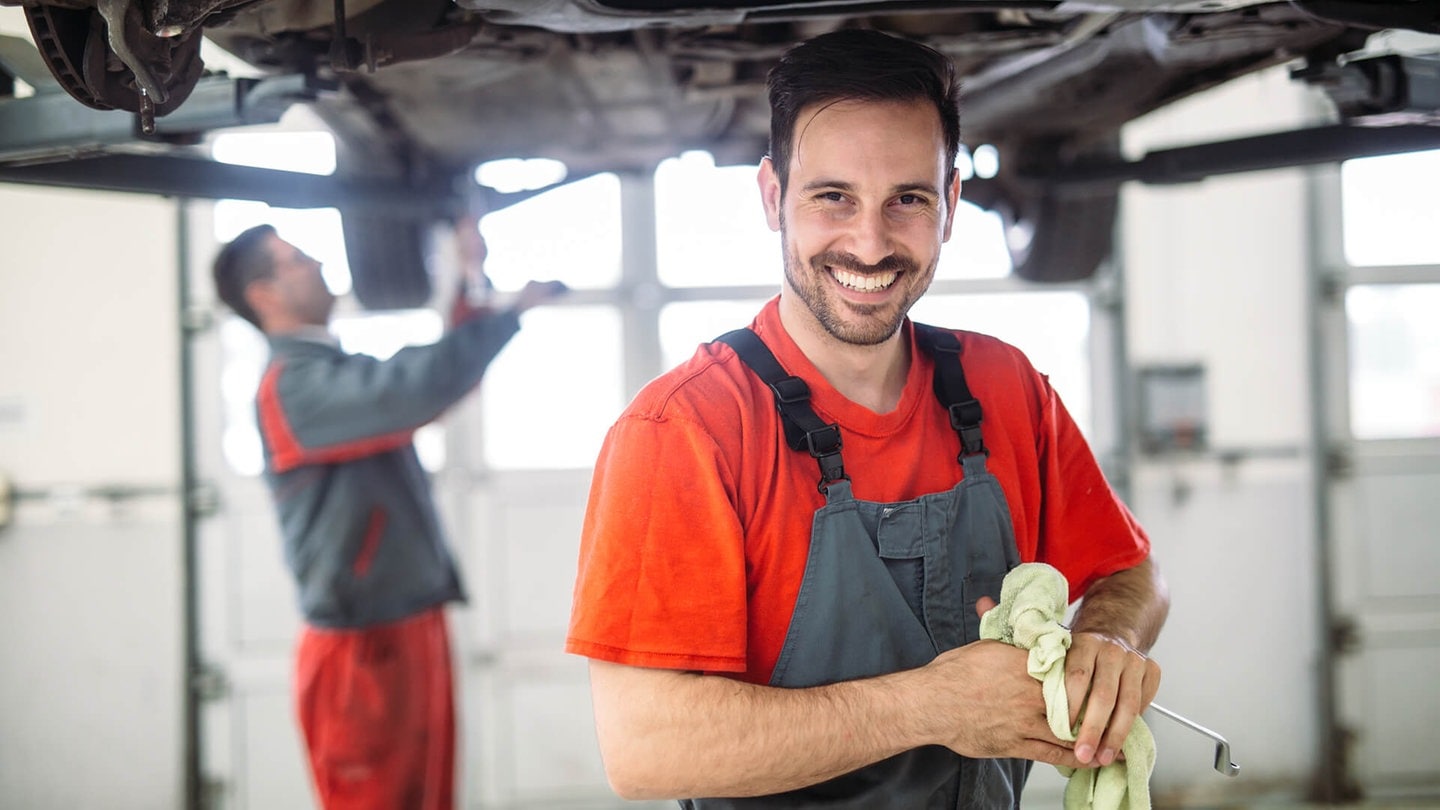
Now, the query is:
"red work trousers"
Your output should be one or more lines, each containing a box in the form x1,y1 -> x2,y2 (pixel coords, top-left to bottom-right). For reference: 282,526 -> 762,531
295,606 -> 456,810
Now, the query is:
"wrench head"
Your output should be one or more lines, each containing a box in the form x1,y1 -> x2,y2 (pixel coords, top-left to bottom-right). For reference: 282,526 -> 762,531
1214,744 -> 1241,777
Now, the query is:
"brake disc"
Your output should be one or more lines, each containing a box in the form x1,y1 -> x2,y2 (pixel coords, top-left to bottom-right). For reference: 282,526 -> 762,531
25,2 -> 203,116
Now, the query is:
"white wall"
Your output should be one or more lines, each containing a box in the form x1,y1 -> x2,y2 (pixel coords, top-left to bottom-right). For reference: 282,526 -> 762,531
1121,66 -> 1323,802
0,182 -> 186,808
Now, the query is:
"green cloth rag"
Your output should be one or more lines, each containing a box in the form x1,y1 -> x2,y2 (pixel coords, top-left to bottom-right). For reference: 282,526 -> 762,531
978,563 -> 1156,810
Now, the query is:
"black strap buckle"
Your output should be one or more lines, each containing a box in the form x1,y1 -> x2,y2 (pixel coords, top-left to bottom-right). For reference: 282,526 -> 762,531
713,328 -> 853,490
803,424 -> 842,458
948,399 -> 982,432
769,376 -> 811,405
918,323 -> 987,462
815,452 -> 848,493
948,400 -> 985,458
805,425 -> 847,492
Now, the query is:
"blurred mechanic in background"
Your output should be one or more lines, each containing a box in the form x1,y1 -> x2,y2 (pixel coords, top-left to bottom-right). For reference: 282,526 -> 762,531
213,218 -> 564,810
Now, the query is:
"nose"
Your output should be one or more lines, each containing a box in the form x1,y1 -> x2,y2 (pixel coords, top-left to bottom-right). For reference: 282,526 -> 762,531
845,206 -> 893,266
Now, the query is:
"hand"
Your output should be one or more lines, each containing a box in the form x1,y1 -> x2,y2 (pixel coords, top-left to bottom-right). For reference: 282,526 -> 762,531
455,215 -> 493,296
449,225 -> 493,326
456,215 -> 488,266
1064,631 -> 1161,766
511,279 -> 569,313
915,641 -> 1084,768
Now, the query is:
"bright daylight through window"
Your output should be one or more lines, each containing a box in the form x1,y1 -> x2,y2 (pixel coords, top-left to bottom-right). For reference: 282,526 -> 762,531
1341,148 -> 1440,440
212,129 -> 448,474
216,136 -> 1099,473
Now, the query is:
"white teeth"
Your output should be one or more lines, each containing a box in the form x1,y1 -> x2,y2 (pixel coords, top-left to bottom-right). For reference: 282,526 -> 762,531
831,268 -> 898,292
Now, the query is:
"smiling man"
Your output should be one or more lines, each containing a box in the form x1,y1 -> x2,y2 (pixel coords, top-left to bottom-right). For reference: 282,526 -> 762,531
567,29 -> 1170,809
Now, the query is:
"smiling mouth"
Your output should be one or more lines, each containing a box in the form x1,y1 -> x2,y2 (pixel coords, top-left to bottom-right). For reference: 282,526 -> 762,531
830,267 -> 899,293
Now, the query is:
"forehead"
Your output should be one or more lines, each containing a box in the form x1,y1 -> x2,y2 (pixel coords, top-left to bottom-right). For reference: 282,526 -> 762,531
264,234 -> 305,263
786,98 -> 947,183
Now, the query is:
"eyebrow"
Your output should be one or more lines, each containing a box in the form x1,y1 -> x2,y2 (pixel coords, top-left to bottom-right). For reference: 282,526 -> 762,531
800,179 -> 941,196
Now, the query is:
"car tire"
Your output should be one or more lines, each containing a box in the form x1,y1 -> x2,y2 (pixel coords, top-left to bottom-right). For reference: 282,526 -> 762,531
342,213 -> 434,310
961,136 -> 1121,283
999,185 -> 1119,283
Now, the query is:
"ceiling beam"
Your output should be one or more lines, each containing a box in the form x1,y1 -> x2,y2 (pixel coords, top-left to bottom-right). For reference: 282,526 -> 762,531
0,73 -> 316,165
1046,123 -> 1440,190
0,152 -> 461,217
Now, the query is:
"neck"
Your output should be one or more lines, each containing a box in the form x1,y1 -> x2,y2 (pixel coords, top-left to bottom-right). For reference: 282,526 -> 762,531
261,314 -> 328,337
778,293 -> 910,414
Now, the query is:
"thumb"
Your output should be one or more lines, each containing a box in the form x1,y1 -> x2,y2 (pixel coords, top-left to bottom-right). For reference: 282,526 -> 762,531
976,595 -> 998,618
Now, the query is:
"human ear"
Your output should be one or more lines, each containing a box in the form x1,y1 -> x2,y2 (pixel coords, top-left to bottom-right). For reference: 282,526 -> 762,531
941,171 -> 961,242
242,278 -> 277,321
757,156 -> 782,232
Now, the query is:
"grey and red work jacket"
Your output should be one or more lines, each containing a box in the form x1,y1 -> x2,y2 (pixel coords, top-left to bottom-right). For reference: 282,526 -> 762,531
255,311 -> 522,628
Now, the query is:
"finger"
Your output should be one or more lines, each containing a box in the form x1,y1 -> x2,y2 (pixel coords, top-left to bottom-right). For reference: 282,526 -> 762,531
1095,664 -> 1144,765
1064,647 -> 1095,731
1072,651 -> 1121,764
1140,658 -> 1162,707
976,595 -> 998,618
1095,656 -> 1160,764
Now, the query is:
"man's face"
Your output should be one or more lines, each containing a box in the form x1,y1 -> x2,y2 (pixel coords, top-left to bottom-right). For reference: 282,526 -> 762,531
760,98 -> 958,347
262,234 -> 335,327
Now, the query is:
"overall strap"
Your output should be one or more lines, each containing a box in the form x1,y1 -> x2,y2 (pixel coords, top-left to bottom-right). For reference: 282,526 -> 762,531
914,323 -> 987,460
715,329 -> 848,492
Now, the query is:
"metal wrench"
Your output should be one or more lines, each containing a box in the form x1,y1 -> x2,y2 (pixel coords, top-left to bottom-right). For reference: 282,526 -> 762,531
1147,702 -> 1241,777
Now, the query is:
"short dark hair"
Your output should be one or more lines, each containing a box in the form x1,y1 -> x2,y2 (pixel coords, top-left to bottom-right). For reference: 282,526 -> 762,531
212,224 -> 277,330
766,28 -> 961,195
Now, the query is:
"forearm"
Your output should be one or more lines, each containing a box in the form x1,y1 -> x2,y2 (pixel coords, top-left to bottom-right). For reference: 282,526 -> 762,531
589,660 -> 933,800
1070,557 -> 1170,653
342,309 -> 520,429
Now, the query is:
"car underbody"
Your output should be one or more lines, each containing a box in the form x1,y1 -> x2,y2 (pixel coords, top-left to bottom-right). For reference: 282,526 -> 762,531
2,0 -> 1439,291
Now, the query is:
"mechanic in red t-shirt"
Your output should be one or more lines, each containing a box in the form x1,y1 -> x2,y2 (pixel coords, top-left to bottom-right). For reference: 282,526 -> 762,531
567,28 -> 1170,809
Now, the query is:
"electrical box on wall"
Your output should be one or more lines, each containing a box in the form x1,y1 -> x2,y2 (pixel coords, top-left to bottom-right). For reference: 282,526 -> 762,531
1137,364 -> 1208,455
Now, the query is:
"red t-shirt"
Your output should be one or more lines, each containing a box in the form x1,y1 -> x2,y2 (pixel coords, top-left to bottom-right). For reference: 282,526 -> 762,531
567,298 -> 1149,684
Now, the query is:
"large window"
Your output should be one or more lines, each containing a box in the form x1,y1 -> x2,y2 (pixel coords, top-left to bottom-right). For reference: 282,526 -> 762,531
476,174 -> 628,469
1345,284 -> 1440,440
654,150 -> 1013,286
651,151 -> 1092,435
215,140 -> 1097,474
1339,148 -> 1440,440
910,292 -> 1093,433
481,172 -> 623,292
659,298 -> 772,369
656,152 -> 778,288
211,129 -> 452,473
480,306 -> 626,469
1342,148 -> 1440,267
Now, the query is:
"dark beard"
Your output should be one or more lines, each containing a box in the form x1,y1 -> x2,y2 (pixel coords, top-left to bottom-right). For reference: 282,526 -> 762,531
782,240 -> 923,346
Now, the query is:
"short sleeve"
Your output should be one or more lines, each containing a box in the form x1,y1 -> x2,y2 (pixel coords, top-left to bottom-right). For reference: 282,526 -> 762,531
1033,382 -> 1151,602
566,410 -> 750,673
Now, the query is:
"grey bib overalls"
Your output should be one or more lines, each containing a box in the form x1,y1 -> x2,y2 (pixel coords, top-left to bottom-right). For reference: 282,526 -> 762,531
684,326 -> 1029,809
